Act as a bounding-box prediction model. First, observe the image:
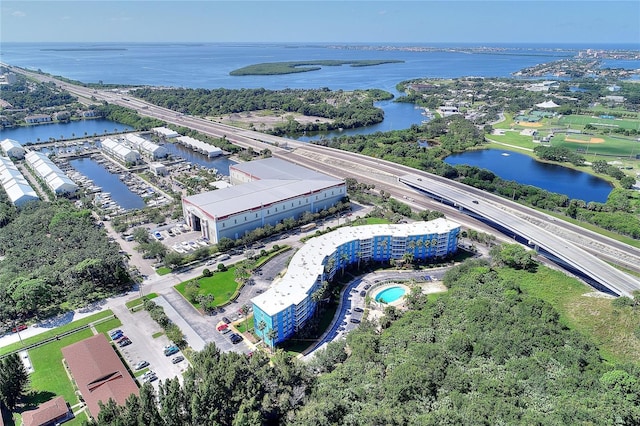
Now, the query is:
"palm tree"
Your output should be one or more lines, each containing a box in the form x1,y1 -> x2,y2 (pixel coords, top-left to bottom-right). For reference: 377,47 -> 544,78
257,320 -> 267,341
355,250 -> 363,271
266,328 -> 278,351
340,252 -> 349,276
239,304 -> 250,333
378,238 -> 388,264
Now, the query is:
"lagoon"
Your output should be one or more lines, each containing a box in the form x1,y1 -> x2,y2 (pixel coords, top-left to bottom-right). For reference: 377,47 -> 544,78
444,149 -> 612,203
0,119 -> 133,145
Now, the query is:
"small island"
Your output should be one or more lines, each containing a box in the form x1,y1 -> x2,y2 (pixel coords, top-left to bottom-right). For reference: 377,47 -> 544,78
229,59 -> 404,76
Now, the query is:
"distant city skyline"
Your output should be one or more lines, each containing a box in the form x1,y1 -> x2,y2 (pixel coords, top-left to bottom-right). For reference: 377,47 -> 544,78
1,1 -> 639,45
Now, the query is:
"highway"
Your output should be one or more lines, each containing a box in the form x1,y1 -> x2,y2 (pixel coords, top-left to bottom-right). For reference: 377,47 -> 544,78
9,65 -> 640,297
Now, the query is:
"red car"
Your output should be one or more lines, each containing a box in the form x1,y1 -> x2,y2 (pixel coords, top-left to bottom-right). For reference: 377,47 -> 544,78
12,324 -> 27,333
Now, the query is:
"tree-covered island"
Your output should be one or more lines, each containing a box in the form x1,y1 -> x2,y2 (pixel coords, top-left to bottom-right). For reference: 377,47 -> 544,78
229,59 -> 404,76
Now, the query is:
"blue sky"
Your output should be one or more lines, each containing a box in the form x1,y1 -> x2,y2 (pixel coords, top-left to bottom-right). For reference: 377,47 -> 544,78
1,1 -> 639,44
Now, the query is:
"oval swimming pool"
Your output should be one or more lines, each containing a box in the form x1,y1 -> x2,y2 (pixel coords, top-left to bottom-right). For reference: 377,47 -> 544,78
375,286 -> 406,304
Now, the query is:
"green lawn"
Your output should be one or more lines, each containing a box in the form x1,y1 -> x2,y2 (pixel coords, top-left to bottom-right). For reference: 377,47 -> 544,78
93,317 -> 123,335
235,315 -> 254,333
156,267 -> 171,276
0,311 -> 115,356
499,267 -> 640,364
125,293 -> 159,309
551,133 -> 637,157
559,114 -> 640,131
27,329 -> 95,404
175,268 -> 240,308
360,217 -> 391,225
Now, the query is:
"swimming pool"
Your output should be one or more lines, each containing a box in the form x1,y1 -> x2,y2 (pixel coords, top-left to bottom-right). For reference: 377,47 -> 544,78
375,286 -> 406,304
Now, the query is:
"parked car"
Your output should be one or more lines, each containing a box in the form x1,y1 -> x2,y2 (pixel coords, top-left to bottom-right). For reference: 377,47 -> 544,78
171,356 -> 185,364
359,290 -> 367,297
164,346 -> 179,356
142,372 -> 157,383
109,329 -> 122,338
134,360 -> 149,370
110,331 -> 124,340
12,324 -> 27,333
118,338 -> 132,347
363,284 -> 371,290
222,317 -> 231,324
350,318 -> 361,324
229,333 -> 243,344
115,335 -> 128,342
217,323 -> 228,332
353,307 -> 364,313
221,328 -> 232,335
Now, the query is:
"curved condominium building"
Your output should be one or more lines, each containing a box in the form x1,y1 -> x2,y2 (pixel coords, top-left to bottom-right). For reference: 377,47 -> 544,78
252,218 -> 460,346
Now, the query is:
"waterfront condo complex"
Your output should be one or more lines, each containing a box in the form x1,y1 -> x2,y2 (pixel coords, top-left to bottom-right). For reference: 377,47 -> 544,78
251,218 -> 460,346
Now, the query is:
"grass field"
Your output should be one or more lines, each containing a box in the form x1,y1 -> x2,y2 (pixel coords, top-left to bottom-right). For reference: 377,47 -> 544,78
558,114 -> 640,131
0,310 -> 115,356
500,267 -> 640,365
175,268 -> 240,308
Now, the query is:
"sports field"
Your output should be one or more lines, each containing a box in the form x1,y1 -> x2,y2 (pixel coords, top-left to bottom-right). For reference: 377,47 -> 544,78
552,132 -> 636,157
558,114 -> 640,131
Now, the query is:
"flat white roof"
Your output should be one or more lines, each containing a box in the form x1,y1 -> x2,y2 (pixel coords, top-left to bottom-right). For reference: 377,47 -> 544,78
184,178 -> 342,219
231,157 -> 334,181
152,127 -> 180,138
1,138 -> 24,153
252,218 -> 460,316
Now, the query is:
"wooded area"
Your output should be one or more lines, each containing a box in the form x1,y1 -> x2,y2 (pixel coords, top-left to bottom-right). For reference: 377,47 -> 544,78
132,87 -> 392,134
0,201 -> 131,327
94,258 -> 640,425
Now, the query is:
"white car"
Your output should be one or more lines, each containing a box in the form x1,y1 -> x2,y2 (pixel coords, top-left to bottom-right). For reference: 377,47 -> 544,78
134,360 -> 149,370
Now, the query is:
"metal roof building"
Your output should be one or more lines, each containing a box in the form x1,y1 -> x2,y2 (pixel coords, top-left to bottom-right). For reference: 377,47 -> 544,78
183,158 -> 346,244
230,157 -> 331,184
0,138 -> 25,159
0,156 -> 39,206
152,126 -> 180,138
61,334 -> 139,421
124,133 -> 168,159
25,151 -> 78,195
101,138 -> 141,164
176,136 -> 223,157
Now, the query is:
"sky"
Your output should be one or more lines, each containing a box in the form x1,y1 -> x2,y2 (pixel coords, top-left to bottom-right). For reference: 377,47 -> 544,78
1,1 -> 639,45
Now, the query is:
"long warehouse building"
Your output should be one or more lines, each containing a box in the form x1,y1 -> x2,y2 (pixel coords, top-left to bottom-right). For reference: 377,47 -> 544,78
25,151 -> 78,195
0,156 -> 39,206
182,158 -> 346,244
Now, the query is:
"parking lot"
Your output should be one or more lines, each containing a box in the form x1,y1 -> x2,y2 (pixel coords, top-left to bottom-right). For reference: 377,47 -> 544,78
110,304 -> 190,388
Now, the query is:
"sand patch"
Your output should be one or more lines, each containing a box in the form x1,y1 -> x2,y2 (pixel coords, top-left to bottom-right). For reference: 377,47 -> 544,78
212,110 -> 332,131
565,136 -> 605,144
518,122 -> 544,128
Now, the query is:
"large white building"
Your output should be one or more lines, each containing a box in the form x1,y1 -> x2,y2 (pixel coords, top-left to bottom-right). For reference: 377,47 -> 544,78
152,127 -> 180,138
25,151 -> 78,195
0,138 -> 25,159
182,158 -> 346,244
252,219 -> 461,346
124,133 -> 168,159
176,136 -> 223,158
0,156 -> 39,206
101,138 -> 140,164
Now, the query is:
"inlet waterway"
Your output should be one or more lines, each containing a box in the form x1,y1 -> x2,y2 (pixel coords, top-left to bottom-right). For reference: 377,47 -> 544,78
0,119 -> 134,144
70,157 -> 145,210
444,149 -> 613,203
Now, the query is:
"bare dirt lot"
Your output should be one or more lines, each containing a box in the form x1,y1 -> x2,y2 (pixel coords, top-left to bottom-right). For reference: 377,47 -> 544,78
210,110 -> 333,131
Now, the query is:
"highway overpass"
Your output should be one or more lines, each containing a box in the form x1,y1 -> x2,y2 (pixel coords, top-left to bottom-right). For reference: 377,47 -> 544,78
399,173 -> 640,297
9,65 -> 640,297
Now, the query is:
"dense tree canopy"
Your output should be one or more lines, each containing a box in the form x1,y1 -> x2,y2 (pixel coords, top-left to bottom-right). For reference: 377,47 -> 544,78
94,259 -> 640,425
132,87 -> 391,134
0,201 -> 130,325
